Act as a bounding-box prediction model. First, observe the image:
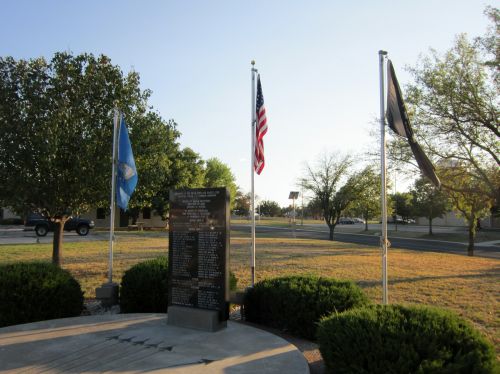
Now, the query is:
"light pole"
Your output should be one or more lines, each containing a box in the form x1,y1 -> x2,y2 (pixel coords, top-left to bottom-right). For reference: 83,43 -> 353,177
301,188 -> 304,226
289,191 -> 299,237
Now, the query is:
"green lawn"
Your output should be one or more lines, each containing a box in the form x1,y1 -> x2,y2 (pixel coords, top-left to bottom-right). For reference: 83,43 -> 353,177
0,233 -> 498,354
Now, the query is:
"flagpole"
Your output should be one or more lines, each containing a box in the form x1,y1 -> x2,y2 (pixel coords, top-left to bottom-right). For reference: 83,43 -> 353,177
250,60 -> 257,287
108,109 -> 120,284
379,50 -> 388,305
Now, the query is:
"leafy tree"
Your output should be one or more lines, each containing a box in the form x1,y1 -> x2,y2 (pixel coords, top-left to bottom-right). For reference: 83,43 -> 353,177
305,197 -> 323,220
349,167 -> 380,231
302,154 -> 368,240
0,52 -> 150,265
411,177 -> 449,235
440,164 -> 495,256
127,117 -> 181,224
385,9 -> 500,254
233,190 -> 250,216
258,200 -> 281,217
389,9 -> 499,213
390,192 -> 413,222
152,147 -> 205,220
203,157 -> 237,208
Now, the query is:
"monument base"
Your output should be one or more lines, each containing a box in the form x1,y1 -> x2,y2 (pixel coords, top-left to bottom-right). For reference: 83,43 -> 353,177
167,306 -> 227,332
95,282 -> 119,307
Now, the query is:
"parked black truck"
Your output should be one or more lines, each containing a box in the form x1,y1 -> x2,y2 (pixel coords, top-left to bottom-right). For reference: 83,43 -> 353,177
25,213 -> 95,237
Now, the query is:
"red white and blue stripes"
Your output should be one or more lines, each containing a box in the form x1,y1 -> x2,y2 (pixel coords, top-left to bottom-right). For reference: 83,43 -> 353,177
254,74 -> 267,175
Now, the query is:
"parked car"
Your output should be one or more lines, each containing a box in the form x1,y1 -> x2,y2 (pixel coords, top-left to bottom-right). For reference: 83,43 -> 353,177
25,213 -> 95,237
352,218 -> 365,224
338,217 -> 355,224
387,216 -> 415,224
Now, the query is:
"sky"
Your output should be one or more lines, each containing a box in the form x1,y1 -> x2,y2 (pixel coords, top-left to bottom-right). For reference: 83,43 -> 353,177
1,0 -> 495,207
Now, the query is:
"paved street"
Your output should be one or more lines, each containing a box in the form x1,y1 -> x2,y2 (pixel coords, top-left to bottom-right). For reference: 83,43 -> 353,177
0,227 -> 109,245
232,224 -> 500,260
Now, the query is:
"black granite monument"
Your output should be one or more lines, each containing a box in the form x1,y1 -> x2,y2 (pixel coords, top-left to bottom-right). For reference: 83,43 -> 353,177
167,187 -> 230,331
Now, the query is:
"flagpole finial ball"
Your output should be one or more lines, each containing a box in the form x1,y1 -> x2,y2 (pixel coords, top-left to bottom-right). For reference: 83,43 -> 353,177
251,60 -> 255,66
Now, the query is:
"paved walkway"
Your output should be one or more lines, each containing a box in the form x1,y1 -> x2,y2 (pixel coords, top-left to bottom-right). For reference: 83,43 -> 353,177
0,314 -> 309,373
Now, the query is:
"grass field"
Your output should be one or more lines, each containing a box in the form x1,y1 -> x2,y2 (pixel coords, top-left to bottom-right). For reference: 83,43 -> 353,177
0,233 -> 498,353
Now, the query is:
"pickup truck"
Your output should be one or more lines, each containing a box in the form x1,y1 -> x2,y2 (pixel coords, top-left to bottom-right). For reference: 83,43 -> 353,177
25,213 -> 95,237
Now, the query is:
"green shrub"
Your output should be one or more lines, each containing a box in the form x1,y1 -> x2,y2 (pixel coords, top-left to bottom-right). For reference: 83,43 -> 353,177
0,262 -> 84,327
317,304 -> 498,374
244,275 -> 370,340
120,256 -> 169,313
120,256 -> 239,313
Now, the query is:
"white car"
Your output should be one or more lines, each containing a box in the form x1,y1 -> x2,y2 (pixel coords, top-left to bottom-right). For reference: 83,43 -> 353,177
352,218 -> 365,224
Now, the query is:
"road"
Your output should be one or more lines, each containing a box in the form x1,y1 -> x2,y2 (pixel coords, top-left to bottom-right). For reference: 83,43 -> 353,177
1,224 -> 499,260
232,224 -> 500,259
0,227 -> 109,245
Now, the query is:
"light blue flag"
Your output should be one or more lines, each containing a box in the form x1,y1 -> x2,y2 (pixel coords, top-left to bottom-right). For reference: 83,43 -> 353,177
116,117 -> 138,210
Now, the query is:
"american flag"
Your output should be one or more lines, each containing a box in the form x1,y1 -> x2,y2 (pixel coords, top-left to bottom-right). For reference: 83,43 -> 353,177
254,74 -> 267,174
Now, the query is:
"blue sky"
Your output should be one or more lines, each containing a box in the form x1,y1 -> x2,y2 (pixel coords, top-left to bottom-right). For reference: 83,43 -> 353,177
1,1 -> 495,206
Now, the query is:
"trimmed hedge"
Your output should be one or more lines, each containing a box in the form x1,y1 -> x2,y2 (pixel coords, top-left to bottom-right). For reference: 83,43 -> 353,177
120,256 -> 168,313
120,256 -> 238,313
244,275 -> 370,340
317,304 -> 498,374
0,262 -> 84,327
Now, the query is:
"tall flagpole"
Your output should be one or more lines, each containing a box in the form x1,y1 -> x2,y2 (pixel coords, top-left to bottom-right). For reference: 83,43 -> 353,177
250,60 -> 257,287
108,109 -> 120,284
379,50 -> 388,304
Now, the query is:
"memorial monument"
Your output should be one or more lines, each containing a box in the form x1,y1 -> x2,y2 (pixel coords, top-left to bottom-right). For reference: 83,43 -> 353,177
167,187 -> 230,331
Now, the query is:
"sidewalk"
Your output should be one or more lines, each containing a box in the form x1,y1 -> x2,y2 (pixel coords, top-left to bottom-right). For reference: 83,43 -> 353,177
0,314 -> 309,373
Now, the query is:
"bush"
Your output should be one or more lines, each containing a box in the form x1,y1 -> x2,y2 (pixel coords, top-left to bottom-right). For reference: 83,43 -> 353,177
120,256 -> 169,313
317,305 -> 498,374
244,275 -> 370,340
0,262 -> 84,327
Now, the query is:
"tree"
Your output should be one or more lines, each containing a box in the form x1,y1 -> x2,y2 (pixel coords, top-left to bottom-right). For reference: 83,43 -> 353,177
0,52 -> 151,265
151,146 -> 206,220
389,9 -> 499,208
127,116 -> 182,224
233,190 -> 250,216
386,9 -> 499,253
302,154 -> 367,240
305,197 -> 323,220
391,192 -> 413,222
440,165 -> 495,256
411,177 -> 449,235
203,158 -> 237,208
259,200 -> 281,217
349,167 -> 381,231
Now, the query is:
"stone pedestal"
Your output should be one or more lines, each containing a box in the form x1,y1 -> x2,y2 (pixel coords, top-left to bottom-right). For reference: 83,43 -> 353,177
167,305 -> 227,332
95,282 -> 119,307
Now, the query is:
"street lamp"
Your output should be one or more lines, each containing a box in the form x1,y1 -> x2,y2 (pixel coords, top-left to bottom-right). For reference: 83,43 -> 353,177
289,191 -> 299,237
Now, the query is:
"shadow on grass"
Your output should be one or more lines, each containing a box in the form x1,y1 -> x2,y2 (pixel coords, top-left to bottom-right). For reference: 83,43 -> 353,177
357,267 -> 500,288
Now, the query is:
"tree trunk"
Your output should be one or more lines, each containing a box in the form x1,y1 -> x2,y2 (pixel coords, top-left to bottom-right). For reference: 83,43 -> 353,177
428,216 -> 433,235
328,224 -> 335,240
364,212 -> 368,231
52,219 -> 66,266
467,218 -> 476,257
